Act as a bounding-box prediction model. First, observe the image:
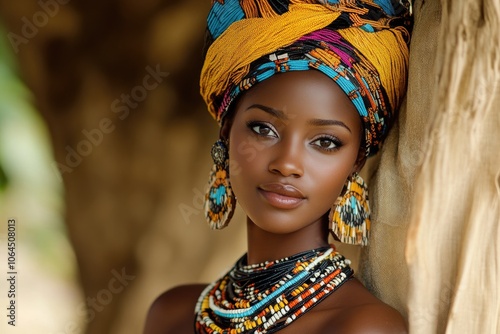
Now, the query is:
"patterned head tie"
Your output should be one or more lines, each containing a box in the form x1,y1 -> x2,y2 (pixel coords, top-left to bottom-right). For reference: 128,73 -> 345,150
201,0 -> 412,156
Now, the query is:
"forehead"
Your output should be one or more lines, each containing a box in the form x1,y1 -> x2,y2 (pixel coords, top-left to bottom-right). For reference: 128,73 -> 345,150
234,70 -> 360,124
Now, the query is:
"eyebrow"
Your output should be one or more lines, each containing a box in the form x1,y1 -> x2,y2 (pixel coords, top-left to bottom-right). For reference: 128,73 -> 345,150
246,104 -> 352,133
307,118 -> 352,133
245,104 -> 287,119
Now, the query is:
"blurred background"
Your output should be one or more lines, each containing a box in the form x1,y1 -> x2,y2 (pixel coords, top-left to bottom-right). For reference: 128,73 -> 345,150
0,1 -> 251,333
3,1 -> 498,334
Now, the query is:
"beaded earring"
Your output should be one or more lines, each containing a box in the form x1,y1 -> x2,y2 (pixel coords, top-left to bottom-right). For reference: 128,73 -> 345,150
204,139 -> 236,229
329,172 -> 370,246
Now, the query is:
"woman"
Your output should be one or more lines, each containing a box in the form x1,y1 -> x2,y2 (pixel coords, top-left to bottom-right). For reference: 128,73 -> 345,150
145,1 -> 412,333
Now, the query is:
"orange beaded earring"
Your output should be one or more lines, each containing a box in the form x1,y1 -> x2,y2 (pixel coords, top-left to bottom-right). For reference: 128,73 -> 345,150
204,139 -> 236,229
329,172 -> 370,246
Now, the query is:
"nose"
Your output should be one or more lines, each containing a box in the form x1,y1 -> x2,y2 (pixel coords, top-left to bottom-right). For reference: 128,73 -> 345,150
268,137 -> 304,178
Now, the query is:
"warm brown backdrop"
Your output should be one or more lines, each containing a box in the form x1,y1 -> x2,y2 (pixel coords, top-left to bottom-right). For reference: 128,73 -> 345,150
0,1 -> 248,333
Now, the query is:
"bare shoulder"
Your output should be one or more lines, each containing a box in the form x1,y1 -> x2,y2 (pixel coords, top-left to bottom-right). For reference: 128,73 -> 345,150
326,278 -> 407,334
339,302 -> 407,334
285,278 -> 407,334
143,284 -> 206,334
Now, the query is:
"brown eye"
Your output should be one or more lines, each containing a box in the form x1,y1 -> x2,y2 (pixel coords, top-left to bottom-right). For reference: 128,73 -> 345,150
319,139 -> 335,149
248,122 -> 278,138
311,136 -> 342,151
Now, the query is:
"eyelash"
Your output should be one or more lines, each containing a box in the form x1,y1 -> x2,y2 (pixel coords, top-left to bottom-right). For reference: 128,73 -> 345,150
246,121 -> 343,152
247,121 -> 278,138
311,135 -> 342,152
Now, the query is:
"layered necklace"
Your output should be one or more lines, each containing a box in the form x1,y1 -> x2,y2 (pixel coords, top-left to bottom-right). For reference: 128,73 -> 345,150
195,247 -> 353,334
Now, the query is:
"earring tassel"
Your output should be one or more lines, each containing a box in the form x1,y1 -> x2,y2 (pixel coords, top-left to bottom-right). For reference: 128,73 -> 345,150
329,173 -> 371,246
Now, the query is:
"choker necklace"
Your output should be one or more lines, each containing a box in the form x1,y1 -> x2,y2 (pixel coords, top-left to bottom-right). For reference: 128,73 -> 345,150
195,247 -> 353,334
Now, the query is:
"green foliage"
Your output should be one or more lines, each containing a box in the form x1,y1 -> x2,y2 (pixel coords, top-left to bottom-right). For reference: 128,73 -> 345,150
0,163 -> 6,190
0,25 -> 14,192
0,23 -> 70,277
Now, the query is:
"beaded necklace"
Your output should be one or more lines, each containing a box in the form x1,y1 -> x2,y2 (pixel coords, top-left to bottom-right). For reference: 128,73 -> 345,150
195,247 -> 353,334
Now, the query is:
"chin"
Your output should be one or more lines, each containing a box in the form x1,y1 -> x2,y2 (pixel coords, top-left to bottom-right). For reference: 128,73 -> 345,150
247,212 -> 315,234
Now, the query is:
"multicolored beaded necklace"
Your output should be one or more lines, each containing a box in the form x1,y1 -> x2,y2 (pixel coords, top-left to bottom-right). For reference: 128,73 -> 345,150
195,247 -> 353,334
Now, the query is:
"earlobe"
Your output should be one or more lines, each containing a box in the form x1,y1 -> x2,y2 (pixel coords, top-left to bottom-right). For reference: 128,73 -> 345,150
352,150 -> 367,173
220,118 -> 232,141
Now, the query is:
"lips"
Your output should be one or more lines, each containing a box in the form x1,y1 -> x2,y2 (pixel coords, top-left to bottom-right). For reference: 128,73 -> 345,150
258,183 -> 306,209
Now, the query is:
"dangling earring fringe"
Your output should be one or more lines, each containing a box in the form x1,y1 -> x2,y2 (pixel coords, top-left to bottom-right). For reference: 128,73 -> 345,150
329,173 -> 370,246
204,139 -> 236,229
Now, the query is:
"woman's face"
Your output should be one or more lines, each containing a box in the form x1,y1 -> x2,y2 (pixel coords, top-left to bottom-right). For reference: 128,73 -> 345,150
227,70 -> 363,235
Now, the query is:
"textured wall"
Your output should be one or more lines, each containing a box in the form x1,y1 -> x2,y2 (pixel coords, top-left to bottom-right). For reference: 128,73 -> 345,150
360,1 -> 500,333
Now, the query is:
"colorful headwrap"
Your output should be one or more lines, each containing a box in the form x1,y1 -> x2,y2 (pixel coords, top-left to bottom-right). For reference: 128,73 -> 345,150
201,0 -> 412,156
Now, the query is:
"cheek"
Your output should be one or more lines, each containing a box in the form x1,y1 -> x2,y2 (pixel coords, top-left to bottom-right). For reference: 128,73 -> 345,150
305,154 -> 357,203
314,167 -> 346,200
227,109 -> 283,173
228,136 -> 263,197
228,124 -> 269,175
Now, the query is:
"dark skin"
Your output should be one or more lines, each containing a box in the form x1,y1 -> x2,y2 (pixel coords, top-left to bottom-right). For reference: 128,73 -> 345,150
144,71 -> 407,334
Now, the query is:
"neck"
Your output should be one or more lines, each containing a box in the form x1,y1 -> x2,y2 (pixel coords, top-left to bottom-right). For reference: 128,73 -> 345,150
246,216 -> 330,265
